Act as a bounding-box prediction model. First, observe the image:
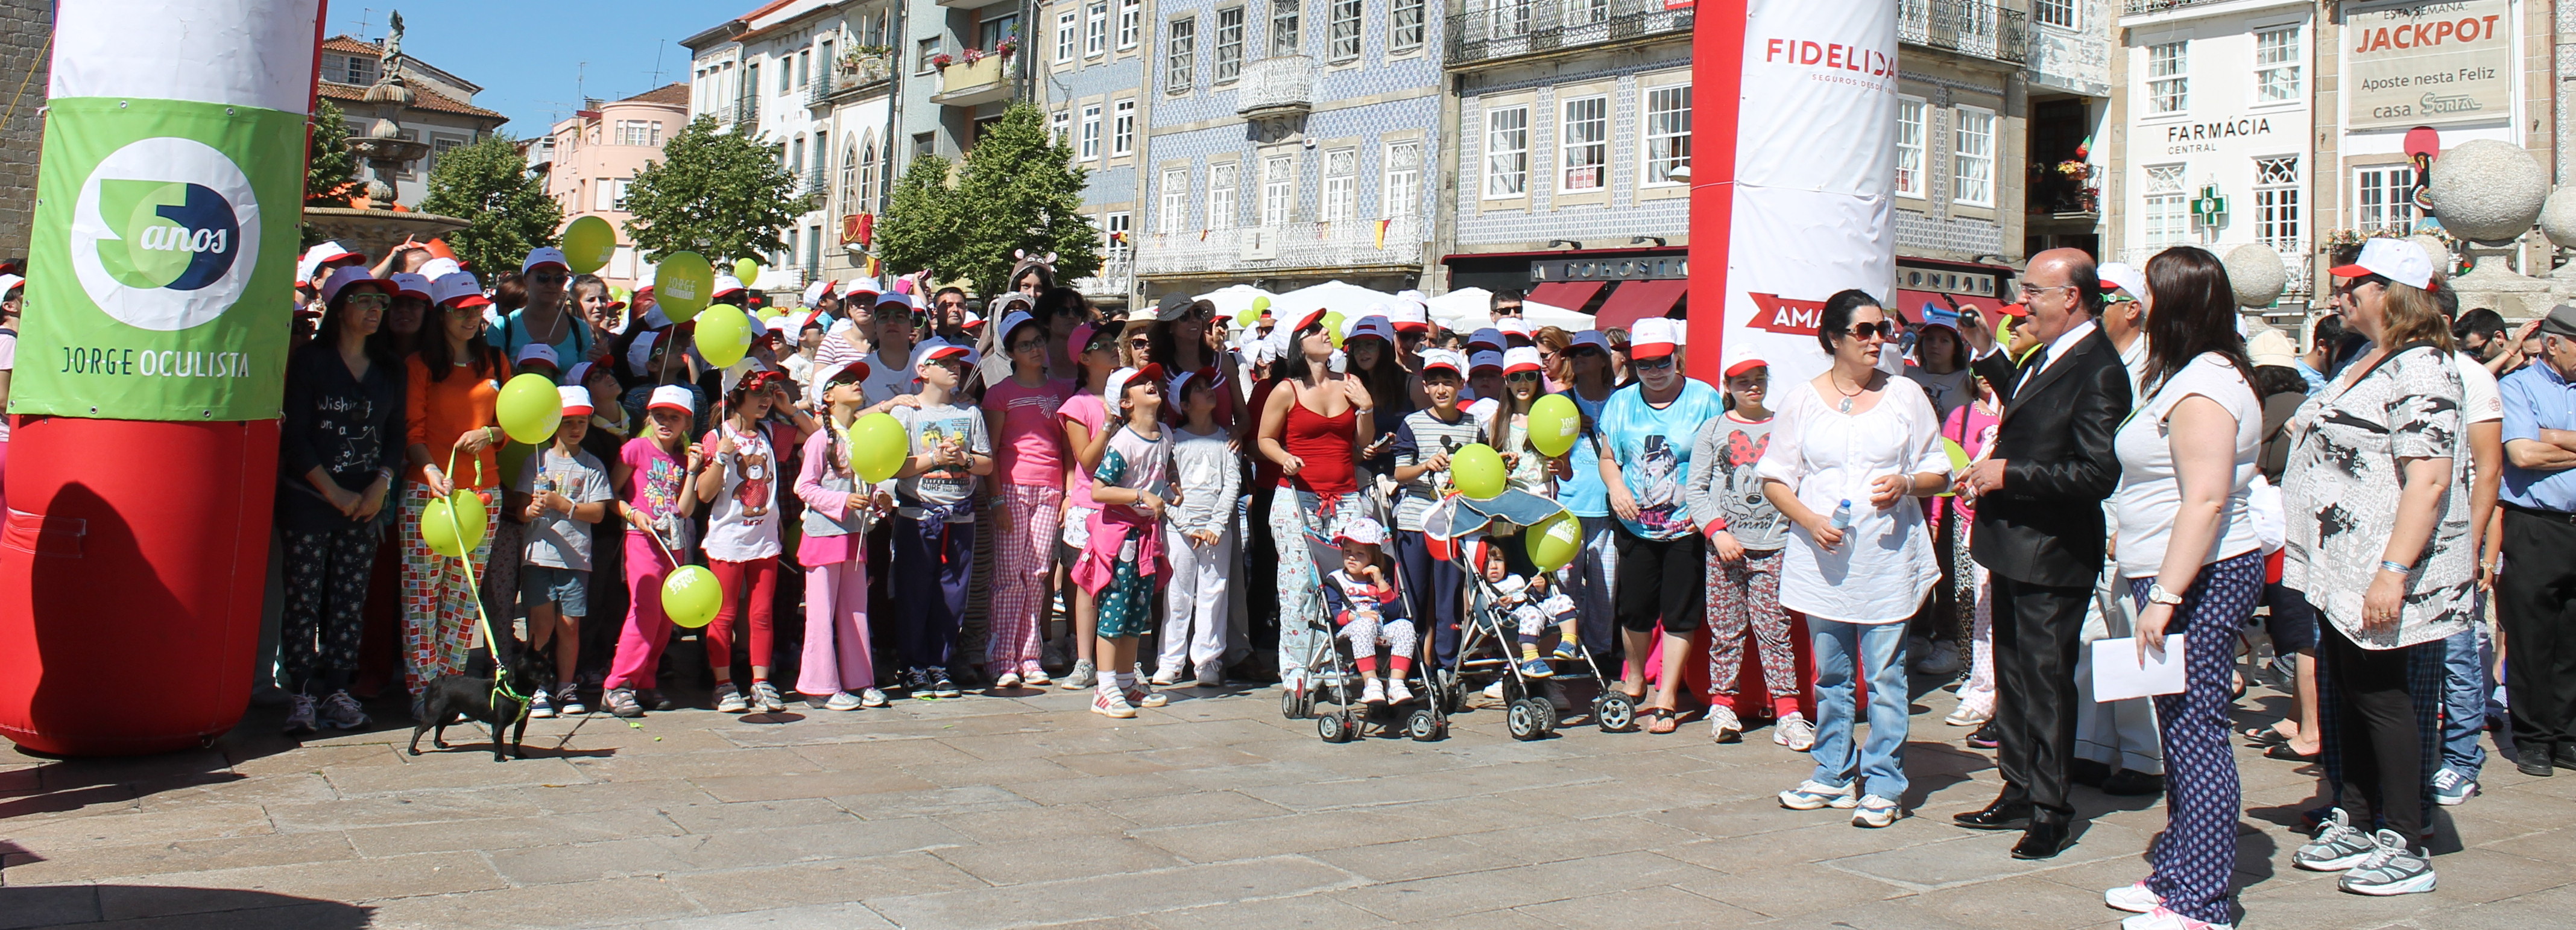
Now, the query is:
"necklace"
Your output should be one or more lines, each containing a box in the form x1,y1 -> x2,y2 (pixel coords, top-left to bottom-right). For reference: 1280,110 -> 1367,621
1829,370 -> 1867,413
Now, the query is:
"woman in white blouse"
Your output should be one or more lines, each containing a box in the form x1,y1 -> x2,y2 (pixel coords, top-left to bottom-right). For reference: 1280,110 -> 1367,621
1758,290 -> 1952,829
2101,247 -> 2267,929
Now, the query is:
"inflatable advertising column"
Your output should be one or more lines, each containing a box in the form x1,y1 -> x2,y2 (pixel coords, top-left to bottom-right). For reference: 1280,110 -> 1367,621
0,0 -> 324,755
1687,0 -> 1897,387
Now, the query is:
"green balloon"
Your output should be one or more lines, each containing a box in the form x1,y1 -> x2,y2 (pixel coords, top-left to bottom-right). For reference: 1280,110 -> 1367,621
421,489 -> 489,558
1251,295 -> 1271,311
561,215 -> 617,274
1526,511 -> 1582,573
733,257 -> 761,283
848,412 -> 909,484
662,565 -> 722,629
496,373 -> 565,444
695,305 -> 754,368
1322,311 -> 1346,348
655,251 -> 713,322
1451,443 -> 1507,501
1527,393 -> 1582,460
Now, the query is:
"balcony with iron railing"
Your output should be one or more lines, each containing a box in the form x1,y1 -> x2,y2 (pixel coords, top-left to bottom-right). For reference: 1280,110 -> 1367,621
1234,55 -> 1319,117
809,57 -> 895,107
733,93 -> 759,128
1446,0 -> 1693,69
802,166 -> 829,203
1137,216 -> 1424,278
2120,0 -> 2240,15
1898,0 -> 2028,66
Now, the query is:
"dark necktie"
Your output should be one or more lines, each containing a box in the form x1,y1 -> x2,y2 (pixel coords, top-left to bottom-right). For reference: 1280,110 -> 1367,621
2016,344 -> 2049,393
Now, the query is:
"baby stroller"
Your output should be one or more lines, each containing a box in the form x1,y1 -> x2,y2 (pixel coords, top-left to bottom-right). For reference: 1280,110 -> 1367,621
1424,490 -> 1629,739
1278,509 -> 1450,744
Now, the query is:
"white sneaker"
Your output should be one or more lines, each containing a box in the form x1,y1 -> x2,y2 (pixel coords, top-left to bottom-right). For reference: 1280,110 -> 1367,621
1945,703 -> 1992,727
824,691 -> 864,711
715,682 -> 749,713
1362,678 -> 1387,706
1913,641 -> 1962,677
1775,714 -> 1817,751
1482,680 -> 1506,700
1851,795 -> 1899,828
1779,779 -> 1859,810
1149,668 -> 1181,687
860,688 -> 889,707
1091,688 -> 1137,718
2121,906 -> 2233,930
1127,688 -> 1169,709
283,694 -> 318,736
994,671 -> 1023,689
2104,881 -> 2163,914
1708,706 -> 1743,743
1384,679 -> 1414,704
526,688 -> 555,719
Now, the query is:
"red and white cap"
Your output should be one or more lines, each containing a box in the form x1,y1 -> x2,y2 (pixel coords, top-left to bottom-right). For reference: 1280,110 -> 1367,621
418,256 -> 464,279
515,343 -> 560,370
521,246 -> 570,273
842,277 -> 882,297
1502,346 -> 1545,376
430,271 -> 490,308
911,337 -> 976,369
1334,515 -> 1387,548
710,274 -> 747,299
1103,362 -> 1169,406
1470,349 -> 1506,373
2329,237 -> 2438,291
1723,350 -> 1767,379
1497,317 -> 1532,341
1343,314 -> 1397,345
557,385 -> 595,418
1287,306 -> 1330,336
1167,365 -> 1219,400
818,357 -> 871,385
1629,317 -> 1682,360
802,279 -> 835,305
0,273 -> 24,297
646,384 -> 696,414
320,265 -> 391,304
1419,348 -> 1466,377
1389,299 -> 1432,334
1468,327 -> 1505,352
298,241 -> 366,281
388,272 -> 435,300
2096,261 -> 2147,302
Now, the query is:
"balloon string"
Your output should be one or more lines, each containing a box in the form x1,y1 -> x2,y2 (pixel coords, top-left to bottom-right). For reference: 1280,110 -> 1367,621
432,437 -> 515,713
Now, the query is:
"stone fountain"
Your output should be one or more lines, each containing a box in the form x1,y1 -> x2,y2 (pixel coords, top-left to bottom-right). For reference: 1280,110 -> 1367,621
302,11 -> 470,257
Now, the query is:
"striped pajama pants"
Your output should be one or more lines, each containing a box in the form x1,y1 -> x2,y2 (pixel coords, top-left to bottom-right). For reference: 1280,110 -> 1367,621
400,483 -> 492,700
988,485 -> 1064,676
2127,551 -> 2263,926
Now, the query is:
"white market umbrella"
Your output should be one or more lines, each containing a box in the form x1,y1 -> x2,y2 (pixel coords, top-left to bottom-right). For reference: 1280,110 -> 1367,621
1195,283 -> 1278,319
1428,286 -> 1594,332
1272,280 -> 1399,318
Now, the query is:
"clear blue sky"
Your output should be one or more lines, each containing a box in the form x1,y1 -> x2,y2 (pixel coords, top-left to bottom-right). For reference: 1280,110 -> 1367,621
324,0 -> 734,136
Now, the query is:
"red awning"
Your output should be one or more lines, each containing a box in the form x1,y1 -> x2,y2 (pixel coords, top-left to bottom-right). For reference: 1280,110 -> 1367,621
1527,280 -> 1606,311
1594,279 -> 1688,330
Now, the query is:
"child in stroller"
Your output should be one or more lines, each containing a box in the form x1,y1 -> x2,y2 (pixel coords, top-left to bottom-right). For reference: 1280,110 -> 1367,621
1322,517 -> 1416,707
1483,545 -> 1579,679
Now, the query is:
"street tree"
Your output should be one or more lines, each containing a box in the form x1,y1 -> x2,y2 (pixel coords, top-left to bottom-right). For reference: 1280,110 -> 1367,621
873,153 -> 959,283
305,98 -> 360,207
622,116 -> 803,265
945,104 -> 1098,296
418,134 -> 563,276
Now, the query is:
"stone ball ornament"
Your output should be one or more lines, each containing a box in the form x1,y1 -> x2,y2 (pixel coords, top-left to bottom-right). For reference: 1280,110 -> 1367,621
2426,139 -> 2549,244
2540,187 -> 2576,248
2223,244 -> 2287,309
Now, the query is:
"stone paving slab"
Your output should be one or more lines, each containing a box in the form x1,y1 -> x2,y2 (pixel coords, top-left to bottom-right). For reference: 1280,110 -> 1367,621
2,676 -> 2571,928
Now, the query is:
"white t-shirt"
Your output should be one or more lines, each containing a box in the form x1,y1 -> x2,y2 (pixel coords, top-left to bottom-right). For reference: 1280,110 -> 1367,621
2114,353 -> 2264,577
862,348 -> 920,408
699,420 -> 784,561
2455,350 -> 2502,425
0,329 -> 15,443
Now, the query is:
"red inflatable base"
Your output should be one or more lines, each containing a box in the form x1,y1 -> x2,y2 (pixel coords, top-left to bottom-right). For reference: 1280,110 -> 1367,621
0,417 -> 279,756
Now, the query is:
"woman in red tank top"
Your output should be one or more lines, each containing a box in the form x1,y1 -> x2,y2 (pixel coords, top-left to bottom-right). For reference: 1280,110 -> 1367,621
1257,309 -> 1378,693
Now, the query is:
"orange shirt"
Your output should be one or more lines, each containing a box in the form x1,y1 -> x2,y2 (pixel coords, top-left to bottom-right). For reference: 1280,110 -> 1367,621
406,353 -> 513,488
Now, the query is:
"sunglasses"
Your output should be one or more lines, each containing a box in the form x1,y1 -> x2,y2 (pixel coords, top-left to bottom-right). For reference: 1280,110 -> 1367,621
1009,338 -> 1048,352
529,271 -> 570,285
343,293 -> 390,309
1505,372 -> 1542,382
1128,338 -> 1152,348
1632,355 -> 1676,370
1846,321 -> 1894,340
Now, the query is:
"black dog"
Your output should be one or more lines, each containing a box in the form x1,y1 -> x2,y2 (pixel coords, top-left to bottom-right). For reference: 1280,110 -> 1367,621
408,634 -> 552,762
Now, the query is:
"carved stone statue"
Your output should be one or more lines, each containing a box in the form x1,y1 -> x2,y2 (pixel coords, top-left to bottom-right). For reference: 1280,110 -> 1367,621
380,11 -> 403,75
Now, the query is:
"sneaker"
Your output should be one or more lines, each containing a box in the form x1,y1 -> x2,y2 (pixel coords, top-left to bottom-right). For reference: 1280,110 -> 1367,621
2433,767 -> 2479,806
1092,688 -> 1137,718
606,687 -> 644,718
283,694 -> 318,736
318,691 -> 370,730
1518,657 -> 1556,679
860,688 -> 889,707
1195,662 -> 1226,688
825,691 -> 864,711
1967,722 -> 2001,750
553,684 -> 586,716
1384,679 -> 1414,704
2293,808 -> 2377,871
2338,829 -> 2436,896
643,689 -> 675,711
2120,905 -> 2232,930
1128,688 -> 1169,709
1852,795 -> 1899,828
715,682 -> 750,713
994,671 -> 1023,689
1149,668 -> 1181,687
1552,641 -> 1580,661
1779,779 -> 1859,810
1361,677 -> 1387,706
1023,668 -> 1054,687
902,667 -> 931,694
1708,706 -> 1743,743
1945,703 -> 1992,727
1062,659 -> 1097,689
750,680 -> 787,713
1775,714 -> 1817,751
930,674 -> 961,699
2104,881 -> 2164,914
1912,641 -> 1962,677
1481,680 -> 1506,700
528,688 -> 556,719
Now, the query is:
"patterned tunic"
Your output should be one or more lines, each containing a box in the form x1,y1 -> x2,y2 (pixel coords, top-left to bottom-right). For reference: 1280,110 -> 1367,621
2281,345 -> 2472,649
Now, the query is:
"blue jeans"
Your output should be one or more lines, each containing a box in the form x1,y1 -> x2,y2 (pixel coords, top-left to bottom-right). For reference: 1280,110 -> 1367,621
2440,621 -> 2492,779
1810,618 -> 1909,802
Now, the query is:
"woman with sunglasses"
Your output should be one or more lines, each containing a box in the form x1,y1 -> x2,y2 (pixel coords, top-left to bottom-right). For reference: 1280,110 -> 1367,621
1597,318 -> 1727,735
1491,347 -> 1572,498
1149,293 -> 1245,427
494,248 -> 592,376
1258,307 -> 1380,697
1760,290 -> 1950,827
277,267 -> 407,736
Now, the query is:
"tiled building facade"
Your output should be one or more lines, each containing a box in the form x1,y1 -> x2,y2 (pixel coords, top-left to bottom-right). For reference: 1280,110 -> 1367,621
1040,0 -> 1157,303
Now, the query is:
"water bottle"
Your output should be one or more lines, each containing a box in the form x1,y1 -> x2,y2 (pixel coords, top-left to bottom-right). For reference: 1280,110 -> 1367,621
1829,499 -> 1854,530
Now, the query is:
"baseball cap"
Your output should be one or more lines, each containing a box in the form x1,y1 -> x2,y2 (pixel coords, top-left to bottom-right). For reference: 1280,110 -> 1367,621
417,256 -> 464,280
710,274 -> 747,299
0,273 -> 21,298
1166,365 -> 1218,400
818,357 -> 871,385
320,266 -> 391,305
1343,314 -> 1397,345
2330,237 -> 2438,291
802,280 -> 834,305
1996,302 -> 2028,317
625,331 -> 662,376
875,292 -> 917,313
298,241 -> 366,281
646,384 -> 695,414
2247,330 -> 2299,369
911,337 -> 976,370
521,247 -> 570,273
2539,304 -> 2576,340
430,271 -> 490,308
1568,330 -> 1611,354
1419,348 -> 1465,377
763,316 -> 795,339
1502,346 -> 1544,375
1157,291 -> 1214,321
1389,299 -> 1432,334
388,272 -> 434,300
1286,306 -> 1330,336
842,277 -> 881,297
1722,351 -> 1768,379
557,385 -> 595,418
1334,516 -> 1387,548
2097,262 -> 2147,302
515,343 -> 561,371
1497,318 -> 1533,341
1469,327 -> 1505,352
1629,317 -> 1682,360
1470,349 -> 1505,373
996,310 -> 1042,348
1102,363 -> 1169,406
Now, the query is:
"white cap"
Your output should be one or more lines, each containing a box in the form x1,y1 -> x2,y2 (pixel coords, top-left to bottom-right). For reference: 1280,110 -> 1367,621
764,315 -> 795,337
0,273 -> 23,297
1629,317 -> 1682,360
418,256 -> 464,279
1497,317 -> 1532,340
557,384 -> 595,417
875,291 -> 917,312
297,241 -> 365,282
802,280 -> 833,305
710,274 -> 747,299
1167,365 -> 1219,400
646,384 -> 695,414
2331,237 -> 2439,291
1389,299 -> 1432,333
1334,516 -> 1387,547
1418,348 -> 1466,376
1102,363 -> 1168,407
515,343 -> 560,369
842,277 -> 882,296
429,271 -> 490,308
319,265 -> 388,305
625,331 -> 661,376
910,337 -> 976,370
2097,261 -> 2147,301
388,272 -> 435,300
563,361 -> 596,387
521,246 -> 570,273
1502,346 -> 1545,375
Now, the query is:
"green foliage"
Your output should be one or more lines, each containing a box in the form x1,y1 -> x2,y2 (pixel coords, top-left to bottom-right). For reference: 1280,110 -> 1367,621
418,135 -> 563,277
305,98 -> 360,207
873,154 -> 958,283
870,104 -> 1099,296
622,116 -> 803,264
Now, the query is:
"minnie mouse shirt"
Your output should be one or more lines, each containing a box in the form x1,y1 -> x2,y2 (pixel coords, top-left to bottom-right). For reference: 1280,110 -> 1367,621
1685,411 -> 1785,551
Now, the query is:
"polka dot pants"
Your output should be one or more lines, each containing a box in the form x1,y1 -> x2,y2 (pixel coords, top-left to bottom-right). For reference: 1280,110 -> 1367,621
2127,551 -> 2264,926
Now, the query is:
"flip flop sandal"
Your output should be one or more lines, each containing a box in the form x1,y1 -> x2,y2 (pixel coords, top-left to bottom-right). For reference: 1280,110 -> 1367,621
2264,743 -> 2320,762
1645,707 -> 1678,735
2241,726 -> 2290,747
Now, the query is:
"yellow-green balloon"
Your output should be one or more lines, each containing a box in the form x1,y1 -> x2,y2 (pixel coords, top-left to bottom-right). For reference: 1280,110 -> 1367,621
655,251 -> 713,322
1527,393 -> 1582,459
733,258 -> 760,283
662,565 -> 722,629
1526,511 -> 1581,573
695,305 -> 754,368
1451,443 -> 1506,500
421,489 -> 490,557
561,216 -> 617,274
496,373 -> 565,444
1322,311 -> 1346,349
1251,295 -> 1271,312
847,412 -> 908,484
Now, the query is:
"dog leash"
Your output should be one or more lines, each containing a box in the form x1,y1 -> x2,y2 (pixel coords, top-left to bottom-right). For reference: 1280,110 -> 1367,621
438,446 -> 532,723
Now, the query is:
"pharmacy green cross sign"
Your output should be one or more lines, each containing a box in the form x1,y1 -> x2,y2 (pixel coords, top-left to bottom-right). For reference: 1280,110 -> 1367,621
2191,184 -> 2227,223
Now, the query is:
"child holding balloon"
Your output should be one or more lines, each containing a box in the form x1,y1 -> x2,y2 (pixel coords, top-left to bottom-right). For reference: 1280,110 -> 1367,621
1391,350 -> 1486,669
604,385 -> 705,719
509,385 -> 614,717
695,370 -> 822,714
795,359 -> 897,709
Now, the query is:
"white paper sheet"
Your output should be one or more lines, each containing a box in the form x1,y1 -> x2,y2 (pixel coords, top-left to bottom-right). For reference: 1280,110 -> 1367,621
2090,635 -> 2187,701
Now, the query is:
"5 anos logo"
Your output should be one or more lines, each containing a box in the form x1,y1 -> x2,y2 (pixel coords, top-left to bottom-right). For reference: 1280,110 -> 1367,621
69,136 -> 262,332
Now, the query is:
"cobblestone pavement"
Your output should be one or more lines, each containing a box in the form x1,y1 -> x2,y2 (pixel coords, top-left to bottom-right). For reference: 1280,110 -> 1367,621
3,675 -> 2572,929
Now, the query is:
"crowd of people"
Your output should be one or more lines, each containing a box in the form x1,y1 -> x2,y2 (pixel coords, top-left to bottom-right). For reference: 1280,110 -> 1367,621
0,226 -> 2558,930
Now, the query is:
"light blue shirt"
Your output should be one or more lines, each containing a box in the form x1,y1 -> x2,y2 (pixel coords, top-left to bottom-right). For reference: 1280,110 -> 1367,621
2499,360 -> 2576,512
1598,378 -> 1726,540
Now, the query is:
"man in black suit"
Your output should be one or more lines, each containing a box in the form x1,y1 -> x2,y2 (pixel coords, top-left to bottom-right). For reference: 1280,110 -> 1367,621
1949,248 -> 2134,859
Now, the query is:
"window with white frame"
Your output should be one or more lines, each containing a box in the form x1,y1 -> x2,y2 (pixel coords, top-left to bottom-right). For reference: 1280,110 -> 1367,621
1567,0 -> 1609,27
1953,106 -> 1995,206
2256,27 -> 2300,104
1261,154 -> 1296,226
1643,85 -> 1691,185
1493,0 -> 1531,37
1215,7 -> 1245,81
1119,0 -> 1143,48
1087,2 -> 1108,56
1104,212 -> 1131,264
2253,156 -> 2300,250
1328,0 -> 1361,62
916,37 -> 939,74
2355,165 -> 2416,233
615,120 -> 663,146
1079,104 -> 1102,159
2033,0 -> 2074,28
1560,96 -> 1607,192
597,177 -> 631,212
1484,106 -> 1529,198
2148,42 -> 2186,114
1271,0 -> 1301,56
1056,9 -> 1078,62
335,52 -> 378,85
1383,141 -> 1420,218
2143,164 -> 2189,247
859,139 -> 880,209
1160,168 -> 1190,234
1210,162 -> 1239,229
1051,109 -> 1071,144
1167,17 -> 1196,92
1322,148 -> 1357,222
1112,100 -> 1136,156
1390,0 -> 1425,54
1894,96 -> 1925,197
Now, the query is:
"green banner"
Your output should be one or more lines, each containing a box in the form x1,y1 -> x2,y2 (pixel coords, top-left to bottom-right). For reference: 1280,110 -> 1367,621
16,97 -> 305,421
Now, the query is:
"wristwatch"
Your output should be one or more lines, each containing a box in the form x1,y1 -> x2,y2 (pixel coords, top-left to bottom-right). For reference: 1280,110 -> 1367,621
2145,583 -> 2185,607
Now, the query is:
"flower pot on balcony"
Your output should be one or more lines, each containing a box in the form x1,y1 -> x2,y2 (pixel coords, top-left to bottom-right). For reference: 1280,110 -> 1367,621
933,54 -> 1012,106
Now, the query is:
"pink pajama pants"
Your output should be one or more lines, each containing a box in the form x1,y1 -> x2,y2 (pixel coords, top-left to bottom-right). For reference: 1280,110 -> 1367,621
798,558 -> 876,695
987,484 -> 1062,676
607,532 -> 674,691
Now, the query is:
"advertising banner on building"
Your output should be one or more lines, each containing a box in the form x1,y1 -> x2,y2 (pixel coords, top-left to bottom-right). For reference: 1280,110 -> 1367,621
14,1 -> 312,422
2345,0 -> 2515,131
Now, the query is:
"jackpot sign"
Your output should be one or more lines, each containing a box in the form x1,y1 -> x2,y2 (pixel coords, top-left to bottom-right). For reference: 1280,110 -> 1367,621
2346,0 -> 2515,130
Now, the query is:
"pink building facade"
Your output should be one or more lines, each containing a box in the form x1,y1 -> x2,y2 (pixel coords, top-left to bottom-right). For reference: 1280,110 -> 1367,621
535,83 -> 690,291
